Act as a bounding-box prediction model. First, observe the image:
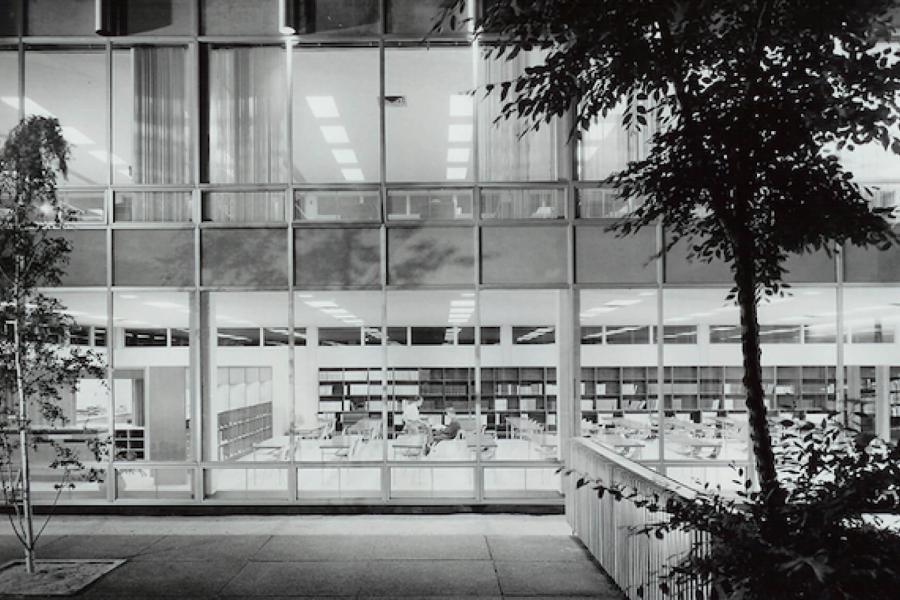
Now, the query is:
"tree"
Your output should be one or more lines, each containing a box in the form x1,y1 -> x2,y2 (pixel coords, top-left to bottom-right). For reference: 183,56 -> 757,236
0,117 -> 106,573
437,0 -> 900,509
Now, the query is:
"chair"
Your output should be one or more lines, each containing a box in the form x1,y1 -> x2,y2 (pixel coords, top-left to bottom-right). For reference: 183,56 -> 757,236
393,433 -> 427,459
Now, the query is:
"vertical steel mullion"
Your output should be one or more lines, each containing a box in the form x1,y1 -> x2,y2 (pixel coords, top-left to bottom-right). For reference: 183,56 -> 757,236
285,39 -> 298,501
656,223 -> 666,475
469,7 -> 484,502
103,38 -> 116,502
189,36 -> 205,502
835,243 -> 845,424
378,38 -> 391,501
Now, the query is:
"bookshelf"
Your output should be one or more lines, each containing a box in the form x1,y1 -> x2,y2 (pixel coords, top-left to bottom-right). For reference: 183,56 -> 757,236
114,426 -> 145,460
217,402 -> 273,460
317,366 -> 558,434
580,365 -> 837,417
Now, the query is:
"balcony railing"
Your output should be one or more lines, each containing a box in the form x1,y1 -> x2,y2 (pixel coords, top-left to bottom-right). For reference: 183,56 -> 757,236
566,438 -> 708,600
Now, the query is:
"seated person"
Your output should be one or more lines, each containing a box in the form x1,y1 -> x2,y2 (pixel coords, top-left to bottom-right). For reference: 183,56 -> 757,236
431,407 -> 461,443
401,397 -> 427,433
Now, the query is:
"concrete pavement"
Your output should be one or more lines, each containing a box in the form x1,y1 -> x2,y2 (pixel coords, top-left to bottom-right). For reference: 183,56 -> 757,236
0,515 -> 625,599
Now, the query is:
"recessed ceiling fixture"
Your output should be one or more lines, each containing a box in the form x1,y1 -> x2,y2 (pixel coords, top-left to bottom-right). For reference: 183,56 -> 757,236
341,168 -> 365,182
320,125 -> 349,144
446,148 -> 470,163
331,148 -> 358,164
447,124 -> 473,142
306,96 -> 340,119
449,94 -> 473,117
446,167 -> 467,180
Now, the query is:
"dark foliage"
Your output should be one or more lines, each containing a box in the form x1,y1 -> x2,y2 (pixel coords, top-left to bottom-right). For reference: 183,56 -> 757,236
566,419 -> 900,599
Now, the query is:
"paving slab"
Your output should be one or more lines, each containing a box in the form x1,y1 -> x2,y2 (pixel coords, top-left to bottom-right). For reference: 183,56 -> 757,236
486,536 -> 592,562
255,535 -> 491,562
358,559 -> 500,597
131,534 -> 271,562
221,561 -> 363,597
495,560 -> 621,598
79,559 -> 244,597
40,535 -> 162,559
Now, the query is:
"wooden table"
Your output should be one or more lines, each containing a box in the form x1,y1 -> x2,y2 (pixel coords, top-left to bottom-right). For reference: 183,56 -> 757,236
319,437 -> 354,460
665,434 -> 723,458
392,434 -> 427,459
593,433 -> 645,458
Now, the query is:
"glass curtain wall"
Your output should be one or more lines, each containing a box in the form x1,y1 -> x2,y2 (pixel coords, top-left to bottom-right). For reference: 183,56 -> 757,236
8,1 -> 899,504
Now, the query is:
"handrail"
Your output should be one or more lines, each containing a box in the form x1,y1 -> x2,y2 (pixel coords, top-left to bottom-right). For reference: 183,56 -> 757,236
567,438 -> 708,600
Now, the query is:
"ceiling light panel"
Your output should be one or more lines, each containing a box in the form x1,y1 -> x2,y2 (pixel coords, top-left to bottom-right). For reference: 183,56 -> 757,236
447,124 -> 473,142
446,148 -> 470,163
306,96 -> 340,118
449,94 -> 474,117
320,125 -> 349,144
331,148 -> 358,164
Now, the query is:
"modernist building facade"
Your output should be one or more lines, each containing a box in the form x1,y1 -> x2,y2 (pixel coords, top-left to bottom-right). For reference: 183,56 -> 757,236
1,0 -> 898,506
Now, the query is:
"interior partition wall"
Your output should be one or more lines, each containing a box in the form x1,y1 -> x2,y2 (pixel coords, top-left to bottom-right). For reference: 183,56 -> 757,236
1,1 -> 898,505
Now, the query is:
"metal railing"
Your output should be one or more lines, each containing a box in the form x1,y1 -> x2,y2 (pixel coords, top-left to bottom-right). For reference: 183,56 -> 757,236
566,438 -> 708,600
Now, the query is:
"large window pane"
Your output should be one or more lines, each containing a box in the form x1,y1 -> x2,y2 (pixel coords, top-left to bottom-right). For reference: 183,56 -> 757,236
25,48 -> 107,186
52,230 -> 107,287
481,226 -> 566,285
295,190 -> 381,222
113,47 -> 192,185
202,191 -> 286,223
201,0 -> 277,35
206,293 -> 290,464
481,290 -> 562,476
208,46 -> 288,184
0,48 -> 18,145
294,228 -> 381,288
293,49 -> 379,184
844,227 -> 900,282
114,191 -> 192,223
481,189 -> 565,220
580,289 -> 659,462
60,190 -> 106,223
113,229 -> 194,287
113,292 -> 193,463
201,228 -> 288,287
843,287 -> 900,441
386,0 -> 467,34
295,291 -> 384,470
575,225 -> 657,284
120,0 -> 194,36
386,48 -> 473,182
387,290 -> 476,498
24,292 -> 109,501
577,103 -> 636,181
296,1 -> 380,35
0,2 -> 19,35
388,226 -> 474,286
387,189 -> 473,221
480,51 -> 557,181
27,0 -> 95,35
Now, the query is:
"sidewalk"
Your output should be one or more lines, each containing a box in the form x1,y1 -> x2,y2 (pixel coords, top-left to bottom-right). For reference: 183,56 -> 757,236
0,515 -> 625,599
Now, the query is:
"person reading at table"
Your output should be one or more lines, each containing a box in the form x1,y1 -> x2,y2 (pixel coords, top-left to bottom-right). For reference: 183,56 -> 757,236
432,407 -> 461,443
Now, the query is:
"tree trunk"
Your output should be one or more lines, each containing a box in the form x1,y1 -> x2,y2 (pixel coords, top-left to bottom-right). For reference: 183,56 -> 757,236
733,241 -> 783,508
12,219 -> 36,574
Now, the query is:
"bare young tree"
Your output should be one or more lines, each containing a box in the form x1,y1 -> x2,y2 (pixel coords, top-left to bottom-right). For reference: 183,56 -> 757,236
0,116 -> 106,573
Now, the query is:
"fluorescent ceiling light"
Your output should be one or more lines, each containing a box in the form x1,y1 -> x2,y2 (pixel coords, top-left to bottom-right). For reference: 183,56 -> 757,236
305,300 -> 337,308
460,292 -> 475,297
118,294 -> 138,300
321,308 -> 349,314
341,168 -> 365,182
446,147 -> 470,163
605,299 -> 641,307
320,125 -> 349,144
331,148 -> 358,164
446,167 -> 467,180
587,307 -> 617,313
448,124 -> 473,142
638,291 -> 656,296
6,97 -> 53,117
449,94 -> 473,117
145,301 -> 185,310
451,300 -> 475,307
306,96 -> 339,119
296,293 -> 314,298
60,126 -> 93,145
